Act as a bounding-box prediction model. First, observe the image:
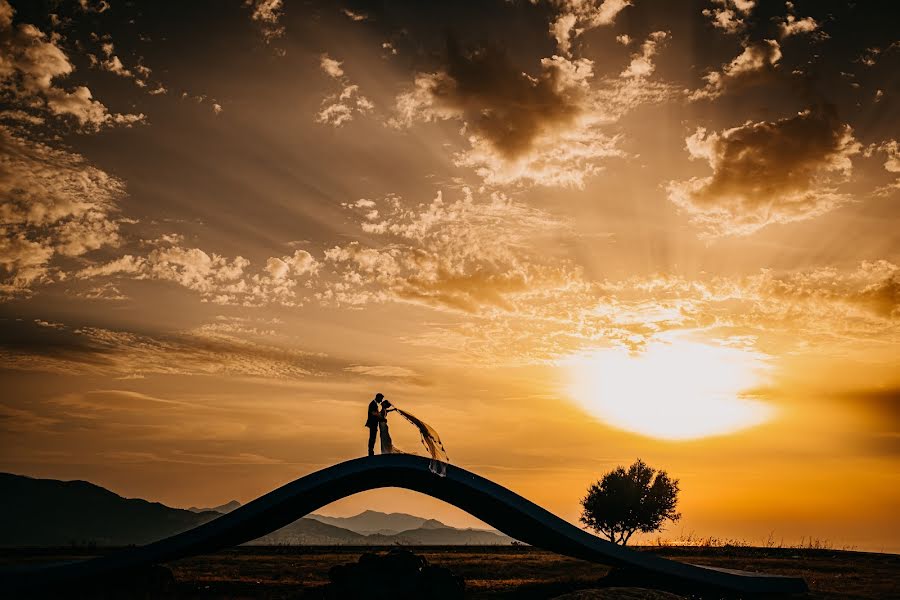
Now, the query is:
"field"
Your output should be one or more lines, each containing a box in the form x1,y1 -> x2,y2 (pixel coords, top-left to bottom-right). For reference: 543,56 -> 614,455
2,545 -> 897,599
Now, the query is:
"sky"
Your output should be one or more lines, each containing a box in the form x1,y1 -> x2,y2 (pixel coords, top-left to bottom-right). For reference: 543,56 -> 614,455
0,0 -> 898,552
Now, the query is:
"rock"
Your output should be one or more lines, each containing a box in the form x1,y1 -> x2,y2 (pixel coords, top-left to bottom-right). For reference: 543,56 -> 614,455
326,549 -> 464,600
552,588 -> 685,599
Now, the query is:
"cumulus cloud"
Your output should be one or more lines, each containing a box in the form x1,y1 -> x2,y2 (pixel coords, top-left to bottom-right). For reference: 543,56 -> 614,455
413,258 -> 900,366
244,0 -> 285,46
0,126 -> 127,296
667,108 -> 861,236
690,39 -> 781,100
549,0 -> 632,55
778,15 -> 817,38
393,41 -> 592,159
321,188 -> 585,313
315,54 -> 373,126
319,54 -> 344,78
748,260 -> 899,321
620,31 -> 668,79
776,2 -> 817,39
0,1 -> 144,129
76,243 -> 319,306
865,139 -> 900,195
392,38 -> 674,187
702,0 -> 755,35
316,84 -> 374,126
99,42 -> 133,77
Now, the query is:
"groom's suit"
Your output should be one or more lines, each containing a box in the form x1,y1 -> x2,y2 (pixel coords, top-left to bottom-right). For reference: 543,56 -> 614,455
365,399 -> 380,456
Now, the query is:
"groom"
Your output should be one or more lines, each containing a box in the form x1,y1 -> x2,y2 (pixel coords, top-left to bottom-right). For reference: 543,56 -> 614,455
365,393 -> 384,456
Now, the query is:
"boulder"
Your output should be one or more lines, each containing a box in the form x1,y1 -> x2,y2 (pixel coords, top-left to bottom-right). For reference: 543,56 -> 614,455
326,549 -> 464,599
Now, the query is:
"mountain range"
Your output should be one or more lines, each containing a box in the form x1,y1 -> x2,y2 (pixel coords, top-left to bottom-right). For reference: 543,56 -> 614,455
0,473 -> 514,547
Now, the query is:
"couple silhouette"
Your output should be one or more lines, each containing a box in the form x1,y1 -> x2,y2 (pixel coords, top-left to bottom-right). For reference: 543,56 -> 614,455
365,392 -> 397,456
364,392 -> 450,475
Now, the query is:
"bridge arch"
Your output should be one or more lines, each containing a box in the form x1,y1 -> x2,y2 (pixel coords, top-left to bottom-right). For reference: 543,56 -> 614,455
6,455 -> 806,594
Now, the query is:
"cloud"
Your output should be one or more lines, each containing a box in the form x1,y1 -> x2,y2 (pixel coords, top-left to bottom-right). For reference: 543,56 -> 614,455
44,86 -> 113,126
777,3 -> 818,39
316,84 -> 373,126
690,39 -> 781,101
77,0 -> 110,14
315,55 -> 373,127
244,0 -> 284,46
0,2 -> 144,129
321,188 -> 585,313
394,41 -> 592,160
345,365 -> 418,378
392,38 -> 673,187
620,31 -> 668,79
667,108 -> 860,236
747,260 -> 899,321
865,139 -> 900,195
68,282 -> 128,301
319,54 -> 344,78
702,0 -> 755,35
0,317 -> 334,380
76,243 -> 319,306
99,42 -> 133,78
0,125 -> 127,296
409,259 -> 899,367
341,8 -> 367,22
0,233 -> 54,293
549,0 -> 632,55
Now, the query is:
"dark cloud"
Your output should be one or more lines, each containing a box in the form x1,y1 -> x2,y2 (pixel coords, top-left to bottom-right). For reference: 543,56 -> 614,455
667,106 -> 860,235
407,37 -> 588,160
0,317 -> 340,379
850,388 -> 900,428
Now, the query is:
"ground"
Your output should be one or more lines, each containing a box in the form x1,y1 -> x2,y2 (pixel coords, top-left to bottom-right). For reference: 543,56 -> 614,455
2,546 -> 897,599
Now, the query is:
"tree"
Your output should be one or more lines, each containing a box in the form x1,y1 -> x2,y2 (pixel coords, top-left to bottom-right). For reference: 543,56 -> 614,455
580,459 -> 680,545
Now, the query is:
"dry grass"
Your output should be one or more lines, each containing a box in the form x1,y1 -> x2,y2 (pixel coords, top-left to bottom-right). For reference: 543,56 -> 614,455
2,545 -> 897,599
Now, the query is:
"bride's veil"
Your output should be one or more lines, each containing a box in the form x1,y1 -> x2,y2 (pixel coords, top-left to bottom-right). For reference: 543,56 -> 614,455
391,405 -> 449,477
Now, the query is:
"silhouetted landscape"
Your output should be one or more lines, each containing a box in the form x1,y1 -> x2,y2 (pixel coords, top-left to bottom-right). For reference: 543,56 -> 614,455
0,473 -> 513,547
2,545 -> 897,599
1,0 -> 898,597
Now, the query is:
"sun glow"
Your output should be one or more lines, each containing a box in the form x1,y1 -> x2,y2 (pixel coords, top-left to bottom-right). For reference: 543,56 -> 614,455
564,336 -> 775,440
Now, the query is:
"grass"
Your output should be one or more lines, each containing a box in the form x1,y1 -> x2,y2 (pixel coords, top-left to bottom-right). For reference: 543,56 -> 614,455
2,545 -> 897,599
650,529 -> 860,552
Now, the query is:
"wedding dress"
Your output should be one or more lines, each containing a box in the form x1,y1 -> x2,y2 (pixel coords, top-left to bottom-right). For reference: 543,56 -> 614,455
378,411 -> 396,454
378,404 -> 449,476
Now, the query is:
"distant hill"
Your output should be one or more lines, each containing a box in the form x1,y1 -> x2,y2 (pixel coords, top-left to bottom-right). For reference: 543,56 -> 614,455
188,500 -> 241,514
256,519 -> 514,546
0,473 -> 515,547
308,510 -> 449,535
366,525 -> 514,546
0,473 -> 220,547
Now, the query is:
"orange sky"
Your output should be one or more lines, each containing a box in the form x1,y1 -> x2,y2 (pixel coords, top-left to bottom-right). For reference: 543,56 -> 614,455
1,0 -> 898,553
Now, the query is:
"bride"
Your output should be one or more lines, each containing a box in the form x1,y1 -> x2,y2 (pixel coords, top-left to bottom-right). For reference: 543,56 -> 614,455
378,400 -> 398,454
378,400 -> 449,476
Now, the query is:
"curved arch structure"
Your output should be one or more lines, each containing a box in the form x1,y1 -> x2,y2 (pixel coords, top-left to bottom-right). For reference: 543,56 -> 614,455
6,455 -> 806,594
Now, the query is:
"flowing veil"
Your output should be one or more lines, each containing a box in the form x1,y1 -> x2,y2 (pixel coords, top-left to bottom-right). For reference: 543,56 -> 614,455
390,404 -> 450,477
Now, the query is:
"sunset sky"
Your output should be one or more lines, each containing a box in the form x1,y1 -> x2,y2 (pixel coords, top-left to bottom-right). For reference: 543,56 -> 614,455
1,0 -> 898,552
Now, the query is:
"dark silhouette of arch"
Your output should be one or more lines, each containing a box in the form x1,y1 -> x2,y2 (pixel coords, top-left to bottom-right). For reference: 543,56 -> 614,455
4,455 -> 806,594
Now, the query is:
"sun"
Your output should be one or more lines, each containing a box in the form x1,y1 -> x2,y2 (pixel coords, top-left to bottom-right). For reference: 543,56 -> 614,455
563,335 -> 775,440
